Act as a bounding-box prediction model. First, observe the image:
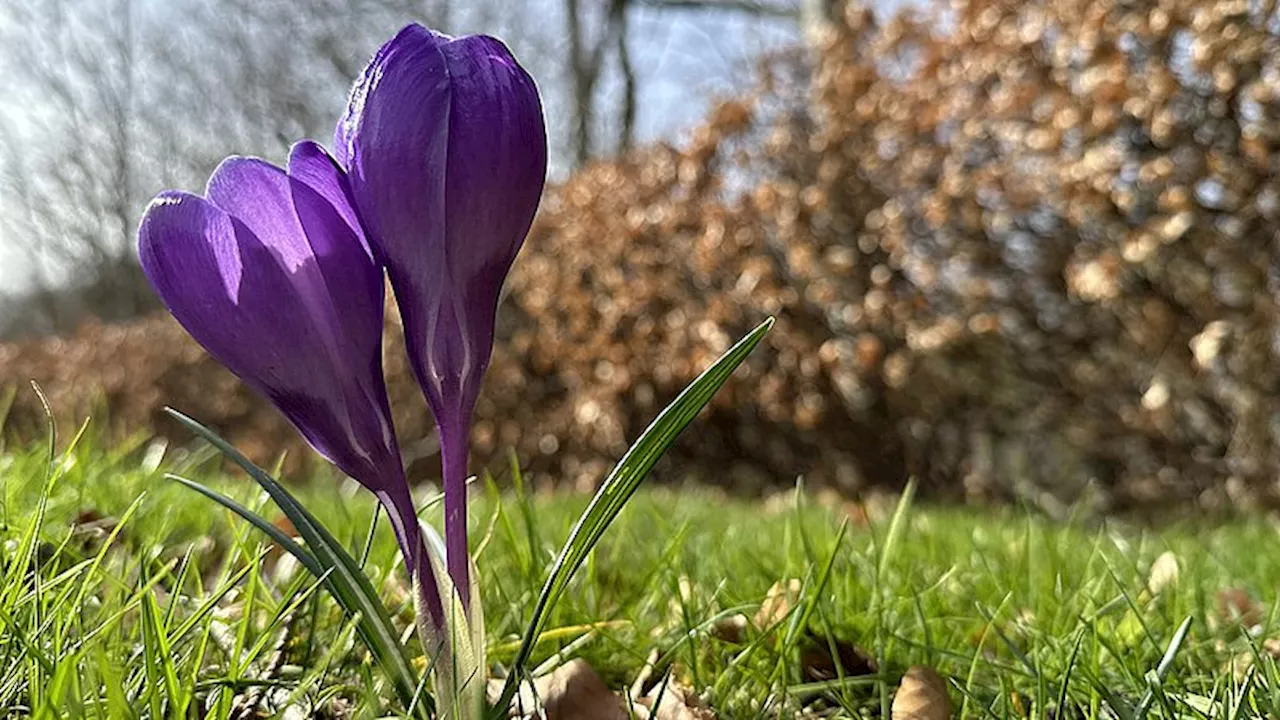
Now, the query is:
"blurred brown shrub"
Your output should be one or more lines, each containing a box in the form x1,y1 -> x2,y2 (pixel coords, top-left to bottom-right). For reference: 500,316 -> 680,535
5,0 -> 1280,511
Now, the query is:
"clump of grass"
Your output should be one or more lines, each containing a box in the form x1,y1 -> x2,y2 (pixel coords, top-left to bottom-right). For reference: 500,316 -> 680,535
1,425 -> 1278,717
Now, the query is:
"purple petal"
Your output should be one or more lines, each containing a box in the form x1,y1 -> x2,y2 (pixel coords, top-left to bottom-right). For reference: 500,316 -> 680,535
340,24 -> 546,415
339,23 -> 546,614
139,181 -> 395,489
334,25 -> 434,168
288,140 -> 367,250
338,25 -> 452,291
437,35 -> 546,289
139,157 -> 444,631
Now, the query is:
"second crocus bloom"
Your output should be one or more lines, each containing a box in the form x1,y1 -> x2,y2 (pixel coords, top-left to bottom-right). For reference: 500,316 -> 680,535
336,23 -> 548,611
138,141 -> 444,630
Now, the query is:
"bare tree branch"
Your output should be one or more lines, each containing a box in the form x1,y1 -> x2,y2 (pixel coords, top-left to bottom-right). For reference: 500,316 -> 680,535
565,0 -> 631,167
634,0 -> 798,18
0,0 -> 804,335
616,5 -> 636,153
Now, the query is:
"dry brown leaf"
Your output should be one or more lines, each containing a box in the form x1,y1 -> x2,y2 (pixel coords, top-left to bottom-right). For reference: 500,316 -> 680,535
1222,637 -> 1280,681
492,659 -> 628,720
754,579 -> 801,630
709,614 -> 748,644
800,634 -> 877,682
1227,649 -> 1255,681
68,509 -> 123,561
1147,550 -> 1180,594
891,666 -> 952,720
490,656 -> 723,720
1215,588 -> 1262,629
634,682 -> 716,720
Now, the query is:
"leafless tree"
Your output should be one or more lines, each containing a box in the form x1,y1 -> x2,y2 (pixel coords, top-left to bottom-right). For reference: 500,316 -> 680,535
0,0 -> 804,337
0,0 -> 154,329
565,0 -> 629,166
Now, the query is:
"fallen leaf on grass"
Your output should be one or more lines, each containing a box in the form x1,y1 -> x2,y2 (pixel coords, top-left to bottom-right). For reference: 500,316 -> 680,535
1215,587 -> 1262,630
800,633 -> 877,682
490,647 -> 727,720
709,613 -> 748,644
891,666 -> 952,720
1222,637 -> 1280,680
633,680 -> 716,720
72,508 -> 120,550
754,579 -> 801,630
494,659 -> 628,720
1147,550 -> 1180,594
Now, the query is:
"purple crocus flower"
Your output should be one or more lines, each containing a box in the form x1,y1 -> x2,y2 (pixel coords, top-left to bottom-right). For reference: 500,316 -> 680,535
137,140 -> 444,630
336,24 -> 548,610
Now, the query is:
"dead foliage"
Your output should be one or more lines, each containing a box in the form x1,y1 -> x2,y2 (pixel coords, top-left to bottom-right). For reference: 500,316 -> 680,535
892,666 -> 952,720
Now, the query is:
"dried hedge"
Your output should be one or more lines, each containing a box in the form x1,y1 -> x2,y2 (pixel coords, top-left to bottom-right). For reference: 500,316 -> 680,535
4,0 -> 1280,511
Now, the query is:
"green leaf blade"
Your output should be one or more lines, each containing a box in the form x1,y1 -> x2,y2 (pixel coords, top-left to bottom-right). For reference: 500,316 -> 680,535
163,410 -> 428,717
492,317 -> 773,716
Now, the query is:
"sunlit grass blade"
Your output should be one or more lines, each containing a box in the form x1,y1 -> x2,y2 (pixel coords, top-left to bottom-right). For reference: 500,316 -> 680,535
165,475 -> 320,575
1134,615 -> 1193,720
491,317 -> 773,717
139,580 -> 187,715
876,477 -> 916,581
162,408 -> 428,717
1055,627 -> 1086,718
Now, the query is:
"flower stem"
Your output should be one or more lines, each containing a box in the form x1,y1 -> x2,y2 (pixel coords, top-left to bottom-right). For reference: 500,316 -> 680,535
378,486 -> 445,631
439,416 -> 472,614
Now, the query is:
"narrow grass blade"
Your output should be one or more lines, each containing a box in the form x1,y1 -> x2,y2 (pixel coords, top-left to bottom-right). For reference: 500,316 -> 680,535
164,558 -> 261,648
492,317 -> 774,717
163,409 -> 427,716
94,650 -> 131,718
166,475 -> 320,575
877,477 -> 917,581
785,519 -> 848,646
1054,627 -> 1086,718
1134,615 -> 1193,720
139,583 -> 187,715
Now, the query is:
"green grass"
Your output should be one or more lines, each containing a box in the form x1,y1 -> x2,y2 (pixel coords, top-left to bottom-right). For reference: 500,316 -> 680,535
2,430 -> 1280,718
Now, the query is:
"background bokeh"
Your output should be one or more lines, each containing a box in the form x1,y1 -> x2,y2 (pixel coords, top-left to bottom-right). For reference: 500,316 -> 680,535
4,0 -> 1280,514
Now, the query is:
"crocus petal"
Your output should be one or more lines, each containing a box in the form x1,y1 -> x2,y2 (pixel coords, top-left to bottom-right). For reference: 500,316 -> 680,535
338,24 -> 546,419
339,24 -> 547,612
338,24 -> 453,347
178,155 -> 390,479
140,179 -> 388,481
140,154 -> 448,632
288,140 -> 369,258
436,34 -> 547,295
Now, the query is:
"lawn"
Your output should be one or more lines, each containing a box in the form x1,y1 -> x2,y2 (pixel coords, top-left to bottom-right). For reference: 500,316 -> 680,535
1,428 -> 1278,718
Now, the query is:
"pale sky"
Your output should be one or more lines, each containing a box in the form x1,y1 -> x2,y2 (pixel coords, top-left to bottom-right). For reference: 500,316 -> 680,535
0,3 -> 800,294
0,0 -> 921,296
